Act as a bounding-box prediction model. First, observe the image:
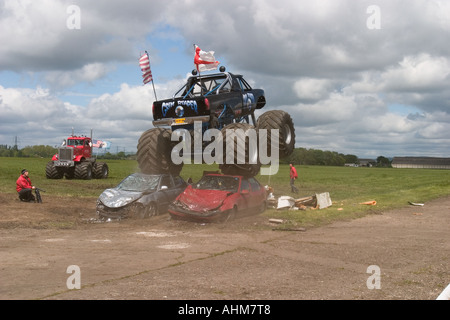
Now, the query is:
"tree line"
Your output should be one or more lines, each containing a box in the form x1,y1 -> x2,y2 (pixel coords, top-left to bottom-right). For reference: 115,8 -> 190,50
0,145 -> 135,160
283,147 -> 391,167
0,144 -> 391,166
0,144 -> 57,158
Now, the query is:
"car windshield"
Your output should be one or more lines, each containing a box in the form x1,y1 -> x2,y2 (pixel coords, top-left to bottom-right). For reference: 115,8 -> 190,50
117,174 -> 160,192
194,175 -> 239,193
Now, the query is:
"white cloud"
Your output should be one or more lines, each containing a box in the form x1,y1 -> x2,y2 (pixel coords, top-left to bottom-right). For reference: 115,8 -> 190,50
44,63 -> 110,89
293,78 -> 334,102
381,54 -> 450,92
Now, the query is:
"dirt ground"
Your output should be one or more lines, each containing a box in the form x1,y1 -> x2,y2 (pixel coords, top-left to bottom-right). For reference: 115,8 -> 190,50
0,192 -> 448,301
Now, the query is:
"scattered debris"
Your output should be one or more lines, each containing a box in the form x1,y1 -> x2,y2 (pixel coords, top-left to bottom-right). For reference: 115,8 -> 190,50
84,217 -> 116,224
272,227 -> 306,232
264,186 -> 333,211
265,185 -> 277,209
277,196 -> 296,210
268,218 -> 284,224
409,201 -> 424,206
360,200 -> 377,205
315,192 -> 332,209
275,193 -> 332,210
295,196 -> 316,207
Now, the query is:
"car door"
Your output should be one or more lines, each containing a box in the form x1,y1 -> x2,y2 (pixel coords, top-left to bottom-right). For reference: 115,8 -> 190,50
239,178 -> 252,211
172,176 -> 187,195
248,177 -> 264,210
157,175 -> 175,212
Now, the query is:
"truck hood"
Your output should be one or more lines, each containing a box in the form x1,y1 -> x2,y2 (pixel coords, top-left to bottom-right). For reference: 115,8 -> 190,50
177,187 -> 232,212
99,188 -> 145,208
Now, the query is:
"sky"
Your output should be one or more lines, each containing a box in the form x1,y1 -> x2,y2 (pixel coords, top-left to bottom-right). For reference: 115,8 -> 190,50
1,0 -> 450,159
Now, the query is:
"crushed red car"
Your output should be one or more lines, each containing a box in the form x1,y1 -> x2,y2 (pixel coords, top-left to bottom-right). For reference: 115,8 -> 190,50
168,173 -> 267,222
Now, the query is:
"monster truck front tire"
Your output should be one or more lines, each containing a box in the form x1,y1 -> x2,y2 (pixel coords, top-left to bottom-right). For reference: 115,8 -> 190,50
64,168 -> 75,180
45,161 -> 64,179
137,128 -> 183,176
256,110 -> 295,159
219,122 -> 261,177
93,162 -> 109,179
74,162 -> 93,180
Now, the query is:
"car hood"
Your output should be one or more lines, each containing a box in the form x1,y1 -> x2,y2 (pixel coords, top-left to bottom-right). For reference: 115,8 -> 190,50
177,187 -> 233,212
99,188 -> 145,208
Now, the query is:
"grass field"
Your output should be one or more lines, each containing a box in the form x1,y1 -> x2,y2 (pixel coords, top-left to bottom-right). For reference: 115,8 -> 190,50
2,157 -> 450,227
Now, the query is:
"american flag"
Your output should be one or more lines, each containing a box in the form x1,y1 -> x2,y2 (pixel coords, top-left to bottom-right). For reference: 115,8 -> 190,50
139,52 -> 153,84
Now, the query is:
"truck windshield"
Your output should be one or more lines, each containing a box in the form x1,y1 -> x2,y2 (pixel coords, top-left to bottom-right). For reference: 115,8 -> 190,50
67,139 -> 84,146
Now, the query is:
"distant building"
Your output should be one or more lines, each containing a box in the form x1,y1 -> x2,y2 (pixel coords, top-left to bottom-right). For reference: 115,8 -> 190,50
344,163 -> 358,167
391,157 -> 450,169
358,159 -> 377,167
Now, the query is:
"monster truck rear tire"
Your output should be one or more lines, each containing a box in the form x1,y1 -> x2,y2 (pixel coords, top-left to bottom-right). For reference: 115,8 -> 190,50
74,162 -> 93,180
45,161 -> 64,179
137,128 -> 183,176
93,162 -> 109,179
256,110 -> 295,159
219,122 -> 261,177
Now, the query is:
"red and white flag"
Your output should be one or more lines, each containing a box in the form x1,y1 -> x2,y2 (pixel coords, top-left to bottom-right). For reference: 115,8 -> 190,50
194,45 -> 220,72
139,52 -> 153,84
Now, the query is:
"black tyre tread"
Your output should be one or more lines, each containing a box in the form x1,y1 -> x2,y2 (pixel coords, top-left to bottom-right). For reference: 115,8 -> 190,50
137,128 -> 183,176
74,162 -> 92,180
219,122 -> 261,177
256,110 -> 295,159
45,161 -> 64,179
93,162 -> 109,179
64,168 -> 75,180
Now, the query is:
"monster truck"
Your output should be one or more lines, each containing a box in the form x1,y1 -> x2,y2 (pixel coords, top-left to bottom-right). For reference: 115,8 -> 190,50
46,134 -> 109,180
137,67 -> 295,177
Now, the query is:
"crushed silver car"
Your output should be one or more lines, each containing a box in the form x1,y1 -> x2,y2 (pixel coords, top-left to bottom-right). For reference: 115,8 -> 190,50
96,173 -> 187,219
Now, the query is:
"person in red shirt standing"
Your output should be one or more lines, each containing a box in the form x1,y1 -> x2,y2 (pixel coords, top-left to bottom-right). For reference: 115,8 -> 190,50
16,169 -> 36,202
289,163 -> 299,194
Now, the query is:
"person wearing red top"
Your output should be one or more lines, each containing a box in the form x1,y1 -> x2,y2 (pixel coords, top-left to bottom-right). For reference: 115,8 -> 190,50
16,169 -> 36,202
289,163 -> 299,194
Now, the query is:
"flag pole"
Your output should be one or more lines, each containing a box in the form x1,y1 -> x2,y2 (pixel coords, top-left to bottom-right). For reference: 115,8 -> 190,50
145,51 -> 158,101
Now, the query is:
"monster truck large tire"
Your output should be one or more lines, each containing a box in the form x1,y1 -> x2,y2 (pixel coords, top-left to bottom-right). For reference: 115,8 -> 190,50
93,162 -> 109,179
45,161 -> 64,179
137,128 -> 183,176
219,122 -> 261,177
256,110 -> 295,159
64,168 -> 75,180
74,162 -> 93,180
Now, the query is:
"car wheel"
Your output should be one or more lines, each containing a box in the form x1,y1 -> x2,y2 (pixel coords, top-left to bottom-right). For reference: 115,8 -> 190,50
223,206 -> 237,223
259,201 -> 267,213
134,203 -> 149,219
147,202 -> 157,217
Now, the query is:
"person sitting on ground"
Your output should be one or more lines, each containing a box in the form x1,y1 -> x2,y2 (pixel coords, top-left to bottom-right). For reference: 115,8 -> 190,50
16,169 -> 36,202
